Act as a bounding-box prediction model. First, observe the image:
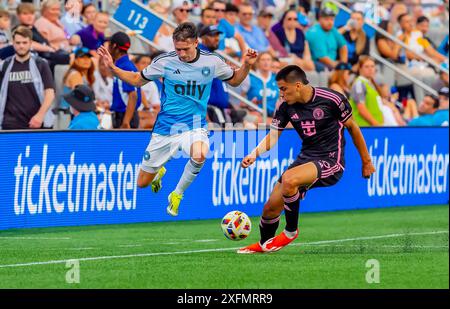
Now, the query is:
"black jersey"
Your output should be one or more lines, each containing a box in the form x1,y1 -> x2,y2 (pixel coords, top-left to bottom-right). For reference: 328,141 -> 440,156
270,87 -> 353,168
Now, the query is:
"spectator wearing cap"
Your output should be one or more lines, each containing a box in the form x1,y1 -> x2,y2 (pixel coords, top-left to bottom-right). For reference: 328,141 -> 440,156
0,26 -> 55,130
61,46 -> 95,111
107,31 -> 142,129
257,7 -> 289,58
64,84 -> 100,129
305,8 -> 348,72
328,62 -> 352,97
74,11 -> 109,54
198,25 -> 247,127
171,0 -> 192,25
236,2 -> 271,53
407,95 -> 440,126
432,87 -> 449,126
272,9 -> 315,71
338,11 -> 370,67
211,0 -> 246,56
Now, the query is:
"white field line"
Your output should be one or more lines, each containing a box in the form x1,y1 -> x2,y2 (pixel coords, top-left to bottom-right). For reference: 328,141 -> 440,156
0,230 -> 447,269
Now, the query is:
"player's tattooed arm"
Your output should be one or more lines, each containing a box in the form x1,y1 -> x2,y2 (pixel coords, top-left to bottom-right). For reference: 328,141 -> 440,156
241,129 -> 282,168
343,117 -> 376,179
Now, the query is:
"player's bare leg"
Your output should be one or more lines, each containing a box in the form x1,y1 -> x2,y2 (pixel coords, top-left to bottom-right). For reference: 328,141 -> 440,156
237,183 -> 284,254
167,141 -> 208,216
263,162 -> 318,252
137,167 -> 167,193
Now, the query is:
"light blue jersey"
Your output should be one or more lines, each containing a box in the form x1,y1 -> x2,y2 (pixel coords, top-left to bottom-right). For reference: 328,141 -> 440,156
141,50 -> 234,135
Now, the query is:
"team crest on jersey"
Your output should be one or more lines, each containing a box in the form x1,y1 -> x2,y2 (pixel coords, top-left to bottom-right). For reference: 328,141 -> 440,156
144,151 -> 150,161
202,67 -> 211,77
313,108 -> 324,120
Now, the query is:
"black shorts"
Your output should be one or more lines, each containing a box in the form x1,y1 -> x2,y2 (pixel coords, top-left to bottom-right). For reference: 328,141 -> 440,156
278,155 -> 344,197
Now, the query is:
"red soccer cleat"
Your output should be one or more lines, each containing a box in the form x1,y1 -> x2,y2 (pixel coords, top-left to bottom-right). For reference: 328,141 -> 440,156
262,229 -> 299,252
236,241 -> 265,254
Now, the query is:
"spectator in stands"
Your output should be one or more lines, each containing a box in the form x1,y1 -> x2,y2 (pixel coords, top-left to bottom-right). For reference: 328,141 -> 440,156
61,46 -> 95,111
171,0 -> 192,24
0,26 -> 55,130
349,56 -> 384,126
271,56 -> 282,73
35,0 -> 78,51
133,54 -> 161,129
379,84 -> 418,123
407,94 -> 440,126
74,11 -> 109,53
236,2 -> 271,53
81,2 -> 97,26
198,25 -> 247,127
305,8 -> 348,72
432,86 -> 449,126
151,0 -> 174,51
415,15 -> 436,49
222,2 -> 242,57
257,7 -> 289,58
0,9 -> 10,49
243,51 -> 279,122
107,31 -> 141,128
273,9 -> 315,71
61,0 -> 85,37
437,34 -> 448,57
328,62 -> 352,97
339,11 -> 370,67
64,84 -> 100,129
375,20 -> 402,63
93,57 -> 113,111
397,13 -> 446,66
211,0 -> 246,56
198,6 -> 217,29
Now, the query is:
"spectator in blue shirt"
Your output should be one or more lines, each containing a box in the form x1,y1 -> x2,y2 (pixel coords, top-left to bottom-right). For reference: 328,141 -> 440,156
305,8 -> 348,72
236,3 -> 271,53
242,51 -> 279,123
408,95 -> 440,126
211,0 -> 246,55
61,0 -> 85,37
64,84 -> 100,130
433,87 -> 449,126
437,35 -> 449,57
107,31 -> 141,128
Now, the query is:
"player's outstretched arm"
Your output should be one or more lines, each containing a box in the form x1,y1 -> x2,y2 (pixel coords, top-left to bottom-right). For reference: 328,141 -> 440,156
97,46 -> 148,87
226,49 -> 258,87
241,129 -> 282,168
343,117 -> 376,179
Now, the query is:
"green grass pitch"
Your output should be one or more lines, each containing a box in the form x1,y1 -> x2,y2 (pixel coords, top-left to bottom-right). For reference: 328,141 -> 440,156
0,205 -> 448,289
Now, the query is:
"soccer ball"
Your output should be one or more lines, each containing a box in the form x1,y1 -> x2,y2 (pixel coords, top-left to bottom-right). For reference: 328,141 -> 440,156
221,210 -> 252,240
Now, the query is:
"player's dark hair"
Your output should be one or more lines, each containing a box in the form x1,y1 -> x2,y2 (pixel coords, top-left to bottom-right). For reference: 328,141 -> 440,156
173,22 -> 198,42
425,94 -> 440,109
275,65 -> 309,84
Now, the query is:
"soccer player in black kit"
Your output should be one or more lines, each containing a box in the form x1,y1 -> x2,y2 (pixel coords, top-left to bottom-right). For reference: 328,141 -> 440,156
238,65 -> 376,254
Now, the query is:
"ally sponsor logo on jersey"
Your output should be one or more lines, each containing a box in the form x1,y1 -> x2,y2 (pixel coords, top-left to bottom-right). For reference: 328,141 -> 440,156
13,145 -> 141,216
174,80 -> 207,100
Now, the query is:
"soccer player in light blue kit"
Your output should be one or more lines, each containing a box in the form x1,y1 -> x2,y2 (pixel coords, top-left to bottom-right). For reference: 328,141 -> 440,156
98,23 -> 257,216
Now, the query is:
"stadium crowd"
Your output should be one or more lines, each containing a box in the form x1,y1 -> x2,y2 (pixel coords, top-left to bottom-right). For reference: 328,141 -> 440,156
0,0 -> 448,130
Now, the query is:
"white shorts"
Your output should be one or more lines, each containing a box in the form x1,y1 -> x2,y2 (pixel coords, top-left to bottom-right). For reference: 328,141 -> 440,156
141,128 -> 209,174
